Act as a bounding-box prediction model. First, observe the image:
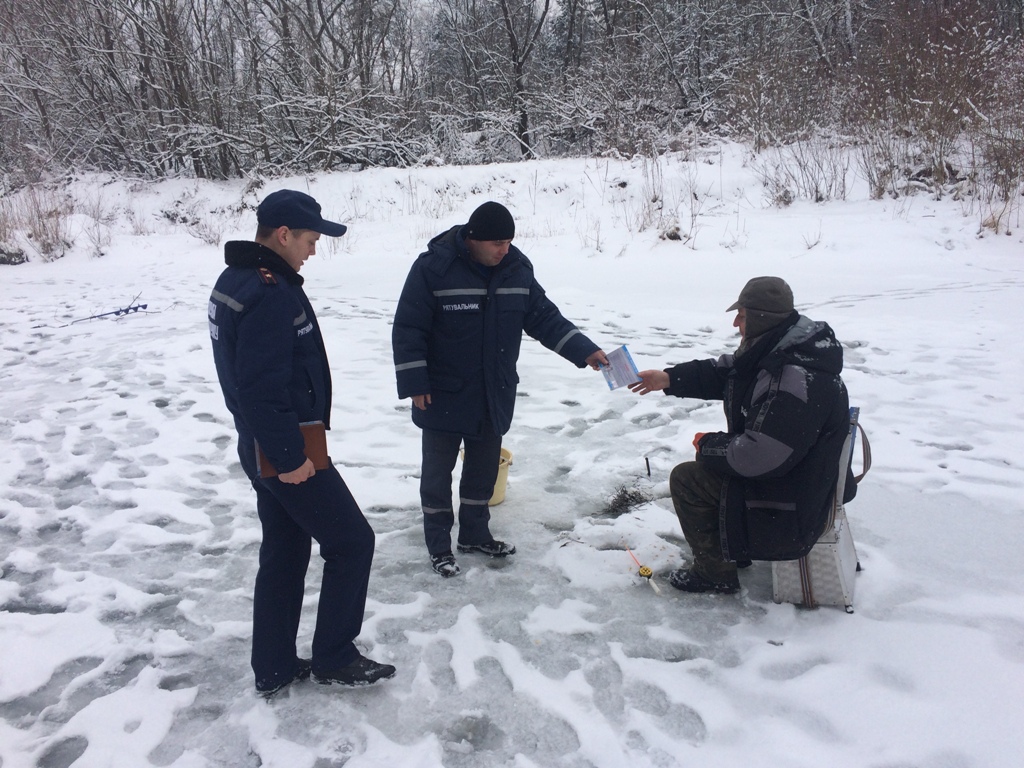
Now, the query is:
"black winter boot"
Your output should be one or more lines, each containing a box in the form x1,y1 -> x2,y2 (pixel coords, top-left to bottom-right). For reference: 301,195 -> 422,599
667,567 -> 739,595
457,540 -> 516,557
313,655 -> 396,687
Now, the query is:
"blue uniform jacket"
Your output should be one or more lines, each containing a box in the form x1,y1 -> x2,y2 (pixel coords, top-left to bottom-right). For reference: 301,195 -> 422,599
665,313 -> 853,561
392,226 -> 599,437
208,241 -> 332,479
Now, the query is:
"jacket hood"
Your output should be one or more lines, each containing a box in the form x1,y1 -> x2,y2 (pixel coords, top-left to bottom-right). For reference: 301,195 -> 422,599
763,314 -> 844,376
424,226 -> 462,261
423,225 -> 527,274
223,240 -> 303,286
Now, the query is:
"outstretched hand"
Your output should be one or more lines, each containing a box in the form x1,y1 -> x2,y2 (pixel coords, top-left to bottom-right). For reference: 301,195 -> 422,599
628,369 -> 670,395
586,350 -> 610,370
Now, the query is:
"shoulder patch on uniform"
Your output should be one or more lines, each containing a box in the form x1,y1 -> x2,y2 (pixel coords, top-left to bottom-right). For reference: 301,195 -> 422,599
257,267 -> 277,285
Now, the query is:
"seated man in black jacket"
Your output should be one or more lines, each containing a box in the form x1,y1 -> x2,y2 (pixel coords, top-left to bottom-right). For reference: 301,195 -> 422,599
629,277 -> 854,594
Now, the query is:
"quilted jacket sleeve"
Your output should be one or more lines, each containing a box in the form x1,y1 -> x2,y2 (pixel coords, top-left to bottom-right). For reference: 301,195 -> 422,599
392,260 -> 435,399
522,278 -> 600,367
233,286 -> 308,474
663,357 -> 728,401
699,365 -> 833,481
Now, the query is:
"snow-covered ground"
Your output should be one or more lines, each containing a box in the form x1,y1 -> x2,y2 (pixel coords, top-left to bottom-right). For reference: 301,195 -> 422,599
1,145 -> 1023,768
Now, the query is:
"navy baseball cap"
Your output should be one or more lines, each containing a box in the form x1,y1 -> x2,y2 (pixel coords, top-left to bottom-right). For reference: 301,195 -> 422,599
256,190 -> 347,236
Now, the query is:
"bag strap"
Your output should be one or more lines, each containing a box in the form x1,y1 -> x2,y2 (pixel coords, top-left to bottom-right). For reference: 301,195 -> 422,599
835,407 -> 859,504
852,421 -> 871,484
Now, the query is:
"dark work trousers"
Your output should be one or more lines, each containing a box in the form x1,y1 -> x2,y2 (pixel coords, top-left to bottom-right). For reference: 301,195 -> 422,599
420,426 -> 502,555
669,461 -> 739,585
251,463 -> 375,688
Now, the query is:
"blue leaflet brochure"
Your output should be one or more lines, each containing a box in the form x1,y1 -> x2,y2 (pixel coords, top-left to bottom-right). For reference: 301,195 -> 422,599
600,345 -> 641,390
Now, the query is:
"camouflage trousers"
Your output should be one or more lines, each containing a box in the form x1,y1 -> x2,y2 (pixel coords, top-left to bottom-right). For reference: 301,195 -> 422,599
669,461 -> 739,585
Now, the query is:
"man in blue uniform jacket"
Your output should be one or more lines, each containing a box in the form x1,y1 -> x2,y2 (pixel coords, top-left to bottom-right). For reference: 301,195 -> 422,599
393,202 -> 608,577
629,277 -> 855,594
209,190 -> 395,695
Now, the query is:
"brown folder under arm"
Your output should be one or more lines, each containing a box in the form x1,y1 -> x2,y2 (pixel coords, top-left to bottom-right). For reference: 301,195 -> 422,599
256,421 -> 329,478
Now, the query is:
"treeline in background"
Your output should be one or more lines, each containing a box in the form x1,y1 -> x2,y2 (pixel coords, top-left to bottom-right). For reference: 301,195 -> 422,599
0,1 -> 1021,214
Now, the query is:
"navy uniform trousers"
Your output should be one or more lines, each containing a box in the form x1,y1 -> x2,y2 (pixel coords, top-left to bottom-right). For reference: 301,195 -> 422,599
420,424 -> 502,556
251,464 -> 374,691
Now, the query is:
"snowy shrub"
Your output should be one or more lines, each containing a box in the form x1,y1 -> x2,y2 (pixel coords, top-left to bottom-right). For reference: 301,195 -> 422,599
752,139 -> 849,205
970,47 -> 1024,233
4,185 -> 73,262
0,196 -> 27,263
0,196 -> 11,244
856,130 -> 915,200
77,190 -> 114,257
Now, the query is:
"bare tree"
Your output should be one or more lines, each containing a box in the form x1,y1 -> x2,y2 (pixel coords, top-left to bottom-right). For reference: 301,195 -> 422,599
496,0 -> 550,157
0,0 -> 1019,178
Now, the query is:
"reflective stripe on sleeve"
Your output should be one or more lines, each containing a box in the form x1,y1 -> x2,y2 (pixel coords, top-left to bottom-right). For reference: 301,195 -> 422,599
210,289 -> 244,313
396,360 -> 428,372
553,329 -> 581,355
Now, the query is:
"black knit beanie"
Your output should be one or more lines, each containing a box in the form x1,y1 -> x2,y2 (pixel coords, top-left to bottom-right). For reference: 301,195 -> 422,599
466,201 -> 515,241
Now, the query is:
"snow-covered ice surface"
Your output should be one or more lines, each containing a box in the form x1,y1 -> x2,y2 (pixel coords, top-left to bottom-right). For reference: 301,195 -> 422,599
2,145 -> 1023,767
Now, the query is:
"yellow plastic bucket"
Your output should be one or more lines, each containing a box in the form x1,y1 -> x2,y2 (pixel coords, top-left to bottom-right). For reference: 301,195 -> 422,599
459,447 -> 513,506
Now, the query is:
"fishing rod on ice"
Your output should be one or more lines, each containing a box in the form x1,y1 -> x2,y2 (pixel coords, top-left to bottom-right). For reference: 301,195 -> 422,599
59,293 -> 150,327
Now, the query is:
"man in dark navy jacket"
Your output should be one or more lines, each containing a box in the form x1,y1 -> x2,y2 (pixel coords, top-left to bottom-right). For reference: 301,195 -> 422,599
209,190 -> 394,695
629,277 -> 854,594
393,202 -> 608,577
